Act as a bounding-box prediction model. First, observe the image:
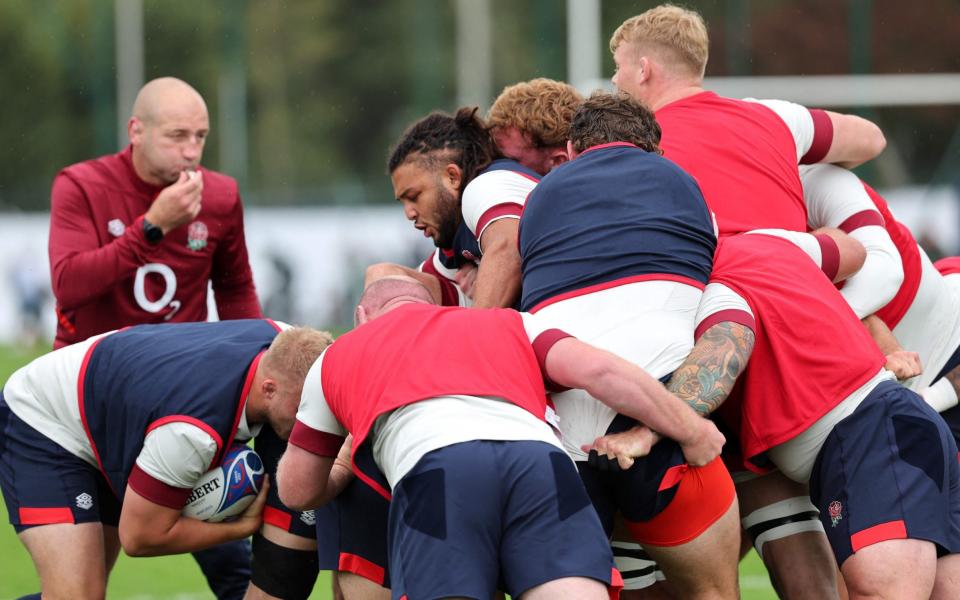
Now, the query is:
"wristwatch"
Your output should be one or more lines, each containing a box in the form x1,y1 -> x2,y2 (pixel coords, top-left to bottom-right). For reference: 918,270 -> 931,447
142,218 -> 164,244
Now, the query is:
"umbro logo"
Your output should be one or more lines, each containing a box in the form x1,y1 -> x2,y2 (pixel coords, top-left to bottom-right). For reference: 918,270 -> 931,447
76,492 -> 93,510
300,510 -> 316,526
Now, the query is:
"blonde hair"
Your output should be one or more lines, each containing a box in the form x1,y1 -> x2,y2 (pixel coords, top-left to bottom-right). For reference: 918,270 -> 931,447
487,78 -> 584,148
261,327 -> 334,391
610,4 -> 709,80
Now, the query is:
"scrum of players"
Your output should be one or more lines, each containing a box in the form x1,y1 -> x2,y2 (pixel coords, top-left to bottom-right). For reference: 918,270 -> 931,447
4,4 -> 960,600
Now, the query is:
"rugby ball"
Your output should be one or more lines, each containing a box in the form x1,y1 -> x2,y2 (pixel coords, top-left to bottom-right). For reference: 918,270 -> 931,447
182,445 -> 265,522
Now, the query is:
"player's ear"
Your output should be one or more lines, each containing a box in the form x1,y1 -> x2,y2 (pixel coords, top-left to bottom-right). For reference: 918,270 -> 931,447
566,140 -> 579,160
548,146 -> 571,170
444,163 -> 462,192
637,56 -> 652,84
355,305 -> 368,327
128,117 -> 143,145
261,378 -> 278,400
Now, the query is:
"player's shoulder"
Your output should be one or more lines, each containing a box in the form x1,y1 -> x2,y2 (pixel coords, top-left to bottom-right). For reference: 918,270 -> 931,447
58,151 -> 132,192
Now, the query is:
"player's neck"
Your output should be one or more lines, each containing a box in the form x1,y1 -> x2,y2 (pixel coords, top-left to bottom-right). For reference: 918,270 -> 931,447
650,84 -> 705,111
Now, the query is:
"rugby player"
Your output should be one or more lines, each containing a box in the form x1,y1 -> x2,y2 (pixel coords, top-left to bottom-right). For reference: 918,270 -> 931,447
277,276 -> 725,600
518,91 -> 740,599
0,320 -> 331,600
368,106 -> 540,308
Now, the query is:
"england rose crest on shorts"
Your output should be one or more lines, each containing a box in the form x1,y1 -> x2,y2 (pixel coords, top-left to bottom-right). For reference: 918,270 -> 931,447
107,218 -> 126,237
187,221 -> 209,251
828,500 -> 843,527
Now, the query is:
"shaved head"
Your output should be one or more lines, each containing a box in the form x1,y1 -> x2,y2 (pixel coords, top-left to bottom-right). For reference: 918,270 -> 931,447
127,77 -> 210,185
356,276 -> 435,324
131,77 -> 207,124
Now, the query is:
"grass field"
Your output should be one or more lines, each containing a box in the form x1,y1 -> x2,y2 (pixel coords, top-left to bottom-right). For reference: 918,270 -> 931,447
0,343 -> 778,598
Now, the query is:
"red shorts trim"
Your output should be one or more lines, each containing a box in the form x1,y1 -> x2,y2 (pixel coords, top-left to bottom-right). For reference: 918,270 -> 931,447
339,552 -> 386,585
609,567 -> 624,600
18,507 -> 75,526
263,505 -> 293,531
625,456 -> 734,547
851,519 -> 908,552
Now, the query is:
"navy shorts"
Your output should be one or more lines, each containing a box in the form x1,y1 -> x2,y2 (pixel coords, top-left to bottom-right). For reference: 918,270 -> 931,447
0,394 -> 120,533
388,440 -> 616,600
255,426 -> 318,539
315,478 -> 391,587
577,414 -> 685,532
810,380 -> 960,566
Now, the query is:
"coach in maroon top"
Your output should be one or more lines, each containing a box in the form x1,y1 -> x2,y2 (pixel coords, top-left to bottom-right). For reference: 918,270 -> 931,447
48,77 -> 261,349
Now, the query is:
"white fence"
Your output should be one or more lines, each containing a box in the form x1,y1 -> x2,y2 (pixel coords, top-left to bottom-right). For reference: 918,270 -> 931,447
0,191 -> 958,346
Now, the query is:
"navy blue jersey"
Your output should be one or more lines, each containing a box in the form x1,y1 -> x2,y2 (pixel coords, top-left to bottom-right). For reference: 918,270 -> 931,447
519,143 -> 716,312
79,319 -> 281,497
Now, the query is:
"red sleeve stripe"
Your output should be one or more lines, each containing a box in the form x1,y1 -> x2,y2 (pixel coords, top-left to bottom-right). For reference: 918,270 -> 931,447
18,507 -> 75,525
420,255 -> 461,306
475,203 -> 523,239
800,108 -> 833,164
851,519 -> 907,552
695,309 -> 755,340
531,328 -> 574,392
339,552 -> 387,585
815,234 -> 841,281
263,505 -> 293,531
837,209 -> 885,233
128,464 -> 193,509
289,421 -> 345,457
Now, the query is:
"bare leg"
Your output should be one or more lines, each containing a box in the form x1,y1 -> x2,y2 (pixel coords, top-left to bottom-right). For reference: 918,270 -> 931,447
520,576 -> 608,600
737,471 -> 840,599
337,572 -> 391,600
19,522 -> 108,600
932,553 -> 960,599
644,500 -> 740,599
841,538 -> 936,600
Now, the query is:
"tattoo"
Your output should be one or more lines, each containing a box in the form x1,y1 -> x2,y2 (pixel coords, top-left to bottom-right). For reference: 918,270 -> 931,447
667,322 -> 755,416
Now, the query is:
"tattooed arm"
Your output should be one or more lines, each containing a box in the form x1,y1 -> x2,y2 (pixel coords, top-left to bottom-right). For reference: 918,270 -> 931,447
667,321 -> 756,416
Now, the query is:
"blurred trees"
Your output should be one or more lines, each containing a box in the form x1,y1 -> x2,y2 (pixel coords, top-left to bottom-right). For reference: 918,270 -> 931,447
1,0 -> 959,211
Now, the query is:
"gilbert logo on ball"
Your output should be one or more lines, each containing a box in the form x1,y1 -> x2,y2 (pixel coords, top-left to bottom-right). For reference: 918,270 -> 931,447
183,444 -> 265,522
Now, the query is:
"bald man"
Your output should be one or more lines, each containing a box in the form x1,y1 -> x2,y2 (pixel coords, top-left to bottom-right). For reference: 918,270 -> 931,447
46,78 -> 269,599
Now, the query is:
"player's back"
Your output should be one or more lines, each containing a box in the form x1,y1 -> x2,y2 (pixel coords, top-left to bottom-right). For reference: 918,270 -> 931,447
656,92 -> 807,236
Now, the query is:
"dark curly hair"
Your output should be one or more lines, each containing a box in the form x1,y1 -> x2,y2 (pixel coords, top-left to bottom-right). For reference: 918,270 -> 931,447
387,107 -> 501,193
570,92 -> 662,154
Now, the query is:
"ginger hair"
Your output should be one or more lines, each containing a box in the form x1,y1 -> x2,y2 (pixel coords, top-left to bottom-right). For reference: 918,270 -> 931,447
261,327 -> 334,391
487,78 -> 583,148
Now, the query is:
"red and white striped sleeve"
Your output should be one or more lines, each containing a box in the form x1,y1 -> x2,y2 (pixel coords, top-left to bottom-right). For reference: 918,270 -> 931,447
801,164 -> 903,317
461,170 -> 536,251
694,283 -> 756,341
289,351 -> 347,458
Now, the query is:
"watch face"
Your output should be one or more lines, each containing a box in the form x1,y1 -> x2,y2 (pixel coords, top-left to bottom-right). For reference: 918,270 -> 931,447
143,220 -> 163,243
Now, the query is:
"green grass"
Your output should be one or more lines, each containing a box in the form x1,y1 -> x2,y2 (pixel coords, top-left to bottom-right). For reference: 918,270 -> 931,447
0,344 -> 775,598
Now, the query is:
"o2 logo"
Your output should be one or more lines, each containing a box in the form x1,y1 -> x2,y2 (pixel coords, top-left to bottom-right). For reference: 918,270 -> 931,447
134,263 -> 182,319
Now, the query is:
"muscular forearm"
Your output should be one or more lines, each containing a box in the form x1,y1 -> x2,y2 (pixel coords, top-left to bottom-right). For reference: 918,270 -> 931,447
667,322 -> 755,416
471,248 -> 521,308
585,356 -> 706,445
122,515 -> 255,557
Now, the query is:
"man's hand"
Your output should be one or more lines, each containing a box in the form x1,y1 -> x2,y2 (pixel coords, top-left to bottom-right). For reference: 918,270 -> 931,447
885,350 -> 922,381
679,418 -> 725,467
582,426 -> 662,471
455,263 -> 479,301
144,169 -> 204,234
235,475 -> 269,537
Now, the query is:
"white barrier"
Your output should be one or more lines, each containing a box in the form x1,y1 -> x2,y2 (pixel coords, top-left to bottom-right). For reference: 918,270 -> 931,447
0,191 -> 956,345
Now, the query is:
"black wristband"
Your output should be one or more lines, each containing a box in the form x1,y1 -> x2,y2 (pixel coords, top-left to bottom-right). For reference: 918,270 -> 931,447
142,217 -> 164,244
